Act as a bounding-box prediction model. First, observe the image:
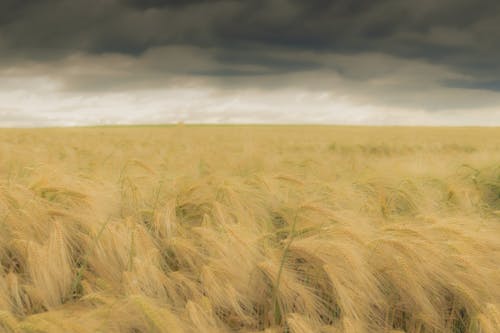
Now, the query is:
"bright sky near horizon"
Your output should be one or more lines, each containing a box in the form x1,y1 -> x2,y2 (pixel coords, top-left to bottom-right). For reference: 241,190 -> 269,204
1,1 -> 500,126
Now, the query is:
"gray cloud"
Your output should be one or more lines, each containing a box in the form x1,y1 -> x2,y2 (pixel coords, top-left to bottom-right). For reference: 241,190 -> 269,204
2,1 -> 499,66
1,0 -> 500,119
444,79 -> 500,92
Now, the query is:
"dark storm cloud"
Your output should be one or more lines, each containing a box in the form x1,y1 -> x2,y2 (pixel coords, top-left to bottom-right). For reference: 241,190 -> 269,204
444,79 -> 500,92
122,0 -> 219,9
1,0 -> 500,97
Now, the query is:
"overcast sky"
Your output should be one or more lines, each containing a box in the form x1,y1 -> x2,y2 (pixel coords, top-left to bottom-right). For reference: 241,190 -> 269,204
1,0 -> 500,126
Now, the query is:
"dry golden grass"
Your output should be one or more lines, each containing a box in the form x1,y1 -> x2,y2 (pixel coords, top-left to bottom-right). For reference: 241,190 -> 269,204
0,125 -> 499,333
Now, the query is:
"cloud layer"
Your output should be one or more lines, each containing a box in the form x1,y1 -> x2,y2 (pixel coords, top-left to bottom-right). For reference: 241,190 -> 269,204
1,0 -> 500,125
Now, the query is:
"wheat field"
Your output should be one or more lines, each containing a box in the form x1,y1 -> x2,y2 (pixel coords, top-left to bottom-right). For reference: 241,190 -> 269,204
0,126 -> 499,333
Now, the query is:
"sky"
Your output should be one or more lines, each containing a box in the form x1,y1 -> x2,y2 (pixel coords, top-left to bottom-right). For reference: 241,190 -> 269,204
1,0 -> 500,126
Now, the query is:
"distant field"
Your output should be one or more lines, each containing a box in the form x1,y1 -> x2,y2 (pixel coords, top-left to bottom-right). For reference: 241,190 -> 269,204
0,126 -> 499,333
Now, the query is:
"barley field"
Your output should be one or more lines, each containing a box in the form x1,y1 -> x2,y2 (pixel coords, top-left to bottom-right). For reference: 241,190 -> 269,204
0,126 -> 499,333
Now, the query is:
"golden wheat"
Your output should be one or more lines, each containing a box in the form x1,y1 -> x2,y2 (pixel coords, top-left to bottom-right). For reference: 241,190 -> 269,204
0,126 -> 499,333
